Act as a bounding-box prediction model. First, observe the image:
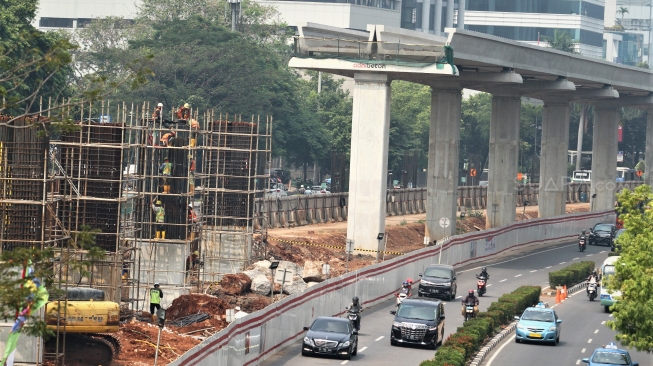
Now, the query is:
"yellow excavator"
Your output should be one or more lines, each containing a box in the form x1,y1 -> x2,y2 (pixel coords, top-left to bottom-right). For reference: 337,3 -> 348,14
44,288 -> 121,365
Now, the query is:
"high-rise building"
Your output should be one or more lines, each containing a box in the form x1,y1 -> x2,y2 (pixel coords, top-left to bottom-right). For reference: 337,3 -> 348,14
34,0 -> 137,30
603,0 -> 652,66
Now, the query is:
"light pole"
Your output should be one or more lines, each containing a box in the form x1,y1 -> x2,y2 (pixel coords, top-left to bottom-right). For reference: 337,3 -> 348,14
154,308 -> 166,366
269,260 -> 279,303
227,0 -> 241,32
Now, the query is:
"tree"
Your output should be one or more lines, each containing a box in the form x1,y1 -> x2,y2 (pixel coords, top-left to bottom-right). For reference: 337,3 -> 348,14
617,7 -> 629,22
461,92 -> 492,175
543,29 -> 579,54
636,62 -> 649,69
607,184 -> 653,351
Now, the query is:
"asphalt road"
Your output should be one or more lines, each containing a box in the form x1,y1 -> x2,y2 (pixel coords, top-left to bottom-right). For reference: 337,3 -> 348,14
482,258 -> 653,366
260,241 -> 614,366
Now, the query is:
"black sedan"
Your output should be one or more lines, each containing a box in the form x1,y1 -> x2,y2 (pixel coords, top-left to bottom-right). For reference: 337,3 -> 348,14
588,223 -> 616,247
301,316 -> 358,360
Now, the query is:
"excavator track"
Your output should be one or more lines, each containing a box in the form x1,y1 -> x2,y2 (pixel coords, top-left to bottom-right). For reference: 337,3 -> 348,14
45,333 -> 117,365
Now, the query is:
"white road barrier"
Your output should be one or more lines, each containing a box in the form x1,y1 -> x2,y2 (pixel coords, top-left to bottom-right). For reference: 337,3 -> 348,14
169,210 -> 613,366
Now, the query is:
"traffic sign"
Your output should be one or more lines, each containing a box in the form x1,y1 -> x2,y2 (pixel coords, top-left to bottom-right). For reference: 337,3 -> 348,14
470,168 -> 477,177
423,236 -> 430,245
439,217 -> 450,228
461,177 -> 467,183
346,239 -> 354,252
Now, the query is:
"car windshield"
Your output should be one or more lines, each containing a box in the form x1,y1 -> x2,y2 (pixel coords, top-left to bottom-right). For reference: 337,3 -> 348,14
591,351 -> 630,365
396,304 -> 438,321
594,224 -> 613,232
520,309 -> 554,322
310,319 -> 350,333
424,267 -> 452,279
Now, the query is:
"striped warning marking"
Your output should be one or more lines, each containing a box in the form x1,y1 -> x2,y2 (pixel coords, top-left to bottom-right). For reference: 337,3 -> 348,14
269,238 -> 405,255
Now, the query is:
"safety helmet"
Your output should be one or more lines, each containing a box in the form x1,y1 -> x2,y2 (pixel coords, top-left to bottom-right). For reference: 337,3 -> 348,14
482,267 -> 487,272
605,342 -> 618,349
184,103 -> 190,108
352,296 -> 359,304
157,103 -> 163,107
468,289 -> 474,296
235,306 -> 241,311
193,250 -> 199,256
156,200 -> 162,205
164,157 -> 169,161
592,270 -> 597,275
403,281 -> 409,286
189,204 -> 193,208
300,185 -> 304,188
154,283 -> 160,286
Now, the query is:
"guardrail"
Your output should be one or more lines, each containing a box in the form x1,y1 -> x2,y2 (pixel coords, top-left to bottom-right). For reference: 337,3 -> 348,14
170,209 -> 615,366
254,182 -> 640,229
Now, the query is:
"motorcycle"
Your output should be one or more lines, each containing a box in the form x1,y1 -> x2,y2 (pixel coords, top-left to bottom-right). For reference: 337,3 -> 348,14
578,230 -> 587,252
464,303 -> 476,322
476,276 -> 487,297
396,288 -> 410,307
587,282 -> 597,301
347,308 -> 361,330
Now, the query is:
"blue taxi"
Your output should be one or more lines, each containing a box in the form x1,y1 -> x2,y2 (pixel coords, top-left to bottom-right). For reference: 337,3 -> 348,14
514,305 -> 561,345
582,343 -> 639,366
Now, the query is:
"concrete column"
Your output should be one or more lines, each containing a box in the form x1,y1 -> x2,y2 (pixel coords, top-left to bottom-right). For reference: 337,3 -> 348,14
346,73 -> 391,254
538,101 -> 570,218
426,88 -> 462,241
646,109 -> 653,187
446,0 -> 454,28
486,95 -> 521,228
422,0 -> 431,33
434,0 -> 443,35
457,0 -> 466,29
590,107 -> 619,211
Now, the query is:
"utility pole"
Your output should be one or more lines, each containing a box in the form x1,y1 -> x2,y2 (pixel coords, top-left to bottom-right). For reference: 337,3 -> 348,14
228,0 -> 241,32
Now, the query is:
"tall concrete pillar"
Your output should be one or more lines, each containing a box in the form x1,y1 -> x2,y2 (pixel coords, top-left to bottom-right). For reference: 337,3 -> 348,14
434,0 -> 443,35
422,0 -> 431,33
347,73 -> 391,253
486,95 -> 521,228
539,101 -> 570,218
446,0 -> 454,28
590,107 -> 619,211
457,0 -> 466,29
646,109 -> 653,187
426,88 -> 462,241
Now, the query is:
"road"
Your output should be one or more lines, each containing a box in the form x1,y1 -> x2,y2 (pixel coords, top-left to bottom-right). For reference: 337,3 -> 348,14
260,241 -> 611,366
482,250 -> 653,366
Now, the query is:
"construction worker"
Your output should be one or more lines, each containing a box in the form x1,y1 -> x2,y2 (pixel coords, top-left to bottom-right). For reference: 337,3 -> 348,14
151,200 -> 166,240
186,251 -> 200,272
159,157 -> 172,193
188,204 -> 198,223
176,103 -> 190,120
152,103 -> 163,123
189,159 -> 196,195
149,283 -> 163,323
160,130 -> 176,146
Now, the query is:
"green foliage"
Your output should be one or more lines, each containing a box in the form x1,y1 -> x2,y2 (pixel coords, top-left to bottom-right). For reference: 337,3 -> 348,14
607,185 -> 653,352
388,81 -> 431,172
617,7 -> 629,20
466,210 -> 483,219
548,261 -> 595,288
636,62 -> 649,69
426,286 -> 540,366
635,160 -> 645,173
543,29 -> 579,54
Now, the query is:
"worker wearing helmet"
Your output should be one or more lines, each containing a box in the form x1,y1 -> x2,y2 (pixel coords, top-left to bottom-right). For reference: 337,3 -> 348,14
150,283 -> 163,322
176,103 -> 190,120
186,250 -> 203,278
346,296 -> 363,330
461,289 -> 479,316
151,199 -> 166,240
152,103 -> 163,123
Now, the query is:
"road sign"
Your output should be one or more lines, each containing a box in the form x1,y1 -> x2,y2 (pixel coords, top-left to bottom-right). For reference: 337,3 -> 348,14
617,151 -> 624,163
423,236 -> 430,245
461,177 -> 467,183
274,268 -> 294,284
439,217 -> 450,228
345,239 -> 354,252
637,170 -> 643,177
322,263 -> 331,276
470,168 -> 477,177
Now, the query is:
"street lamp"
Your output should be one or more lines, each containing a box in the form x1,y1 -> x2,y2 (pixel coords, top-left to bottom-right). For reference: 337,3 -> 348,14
269,260 -> 279,303
522,201 -> 530,221
154,308 -> 166,366
227,0 -> 241,32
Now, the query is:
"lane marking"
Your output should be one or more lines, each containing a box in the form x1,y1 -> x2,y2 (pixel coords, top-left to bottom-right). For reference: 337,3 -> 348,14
457,242 -> 577,274
588,339 -> 593,343
545,266 -> 552,269
576,360 -> 581,365
359,347 -> 367,352
500,279 -> 507,282
560,262 -> 566,264
375,336 -> 384,341
582,348 -> 586,353
341,361 -> 349,365
456,296 -> 462,299
515,274 -> 522,278
573,257 -> 579,260
586,254 -> 593,256
594,329 -> 599,334
530,270 -> 537,273
486,334 -> 516,366
487,284 -> 493,287
601,321 -> 606,325
609,314 -> 613,318
600,250 -> 606,253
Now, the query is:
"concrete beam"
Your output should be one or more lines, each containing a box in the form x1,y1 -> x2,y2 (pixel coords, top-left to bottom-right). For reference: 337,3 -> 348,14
426,88 -> 462,242
297,22 -> 369,41
590,107 -> 619,212
539,101 -> 571,218
422,70 -> 522,89
481,78 -> 575,96
487,94 -> 521,228
586,94 -> 653,109
347,73 -> 391,255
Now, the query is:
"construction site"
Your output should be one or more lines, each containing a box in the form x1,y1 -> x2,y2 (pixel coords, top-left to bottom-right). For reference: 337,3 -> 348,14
0,101 -> 272,365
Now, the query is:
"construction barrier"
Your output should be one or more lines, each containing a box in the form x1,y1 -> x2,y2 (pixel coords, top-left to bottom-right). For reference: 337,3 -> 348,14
169,209 -> 614,366
254,182 -> 640,229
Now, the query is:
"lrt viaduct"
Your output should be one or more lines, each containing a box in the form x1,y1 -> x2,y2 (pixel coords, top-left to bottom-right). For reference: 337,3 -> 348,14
289,23 -> 653,254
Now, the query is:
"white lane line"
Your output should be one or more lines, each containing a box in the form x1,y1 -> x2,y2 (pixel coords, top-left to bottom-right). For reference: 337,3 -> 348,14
500,279 -> 507,282
359,347 -> 367,352
582,348 -> 586,353
594,329 -> 599,334
576,360 -> 581,365
486,334 -> 516,366
341,361 -> 349,365
456,296 -> 462,299
609,314 -> 614,318
601,321 -> 606,325
560,262 -> 566,264
573,257 -> 579,260
457,242 -> 577,274
588,339 -> 593,343
375,336 -> 384,341
530,270 -> 537,273
586,254 -> 593,256
487,284 -> 493,287
545,266 -> 552,269
515,274 -> 522,278
600,251 -> 606,253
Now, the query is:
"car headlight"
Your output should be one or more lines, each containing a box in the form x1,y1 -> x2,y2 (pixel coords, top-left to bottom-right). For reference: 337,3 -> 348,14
548,326 -> 557,332
421,280 -> 435,285
339,341 -> 350,347
303,337 -> 314,346
429,325 -> 438,331
517,324 -> 525,330
442,282 -> 451,286
393,321 -> 402,328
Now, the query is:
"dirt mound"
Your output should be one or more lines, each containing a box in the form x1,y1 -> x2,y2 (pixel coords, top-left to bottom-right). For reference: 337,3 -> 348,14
221,273 -> 251,295
113,320 -> 201,365
167,294 -> 227,320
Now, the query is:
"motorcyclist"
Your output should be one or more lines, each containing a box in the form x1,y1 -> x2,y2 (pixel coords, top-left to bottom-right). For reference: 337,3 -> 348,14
477,267 -> 490,280
461,289 -> 479,316
346,296 -> 363,331
586,270 -> 600,295
399,281 -> 412,297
